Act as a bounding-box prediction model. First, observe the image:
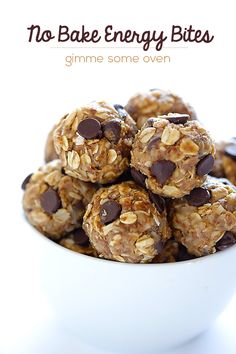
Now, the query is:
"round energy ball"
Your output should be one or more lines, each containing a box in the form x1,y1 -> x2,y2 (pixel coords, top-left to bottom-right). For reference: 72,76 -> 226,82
125,88 -> 197,129
83,181 -> 171,263
22,160 -> 97,240
54,101 -> 137,184
44,114 -> 68,163
170,176 -> 236,257
131,114 -> 215,198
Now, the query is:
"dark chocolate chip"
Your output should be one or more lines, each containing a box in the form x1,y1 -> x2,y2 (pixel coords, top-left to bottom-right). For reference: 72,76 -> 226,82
196,154 -> 215,176
77,118 -> 102,139
185,187 -> 211,207
148,191 -> 165,213
166,114 -> 189,125
102,119 -> 121,143
100,200 -> 122,224
155,240 -> 164,253
114,104 -> 128,119
21,173 -> 33,190
147,136 -> 161,150
131,124 -> 138,135
130,167 -> 146,187
73,228 -> 90,247
224,144 -> 236,161
151,160 -> 176,185
74,200 -> 84,210
177,244 -> 195,261
113,169 -> 132,184
146,118 -> 155,127
216,231 -> 236,251
40,187 -> 61,214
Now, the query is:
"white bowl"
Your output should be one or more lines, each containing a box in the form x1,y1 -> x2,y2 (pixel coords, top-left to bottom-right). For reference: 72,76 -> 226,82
30,222 -> 236,354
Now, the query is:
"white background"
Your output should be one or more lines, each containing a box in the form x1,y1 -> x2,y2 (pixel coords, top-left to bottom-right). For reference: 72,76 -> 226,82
1,0 -> 236,353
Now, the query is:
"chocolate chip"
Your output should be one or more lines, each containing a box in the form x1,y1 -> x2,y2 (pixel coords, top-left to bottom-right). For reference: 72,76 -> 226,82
196,154 -> 215,176
21,173 -> 33,190
100,200 -> 122,224
185,187 -> 211,207
148,191 -> 165,213
216,231 -> 236,251
112,169 -> 132,184
166,114 -> 189,125
146,118 -> 155,127
130,167 -> 146,187
224,144 -> 236,161
147,136 -> 160,150
131,124 -> 138,135
40,187 -> 61,214
177,244 -> 195,261
73,228 -> 90,247
74,200 -> 84,210
151,160 -> 176,185
155,240 -> 164,253
114,104 -> 128,119
77,118 -> 102,139
102,119 -> 121,143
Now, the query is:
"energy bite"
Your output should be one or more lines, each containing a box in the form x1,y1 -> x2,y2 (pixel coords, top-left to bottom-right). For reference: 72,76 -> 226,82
60,228 -> 97,257
131,114 -> 215,198
170,176 -> 236,257
83,181 -> 171,263
54,101 -> 137,184
22,160 -> 96,240
125,88 -> 197,129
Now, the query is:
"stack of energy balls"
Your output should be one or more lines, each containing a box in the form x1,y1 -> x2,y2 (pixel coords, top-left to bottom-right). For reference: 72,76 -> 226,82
22,89 -> 236,263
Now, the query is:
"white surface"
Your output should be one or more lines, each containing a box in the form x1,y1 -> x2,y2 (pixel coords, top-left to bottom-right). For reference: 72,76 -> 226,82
10,222 -> 235,354
1,0 -> 236,353
2,301 -> 236,354
1,219 -> 236,354
0,228 -> 236,354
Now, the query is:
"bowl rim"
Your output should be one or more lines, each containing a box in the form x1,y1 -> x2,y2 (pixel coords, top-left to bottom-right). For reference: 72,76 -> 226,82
24,216 -> 236,269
